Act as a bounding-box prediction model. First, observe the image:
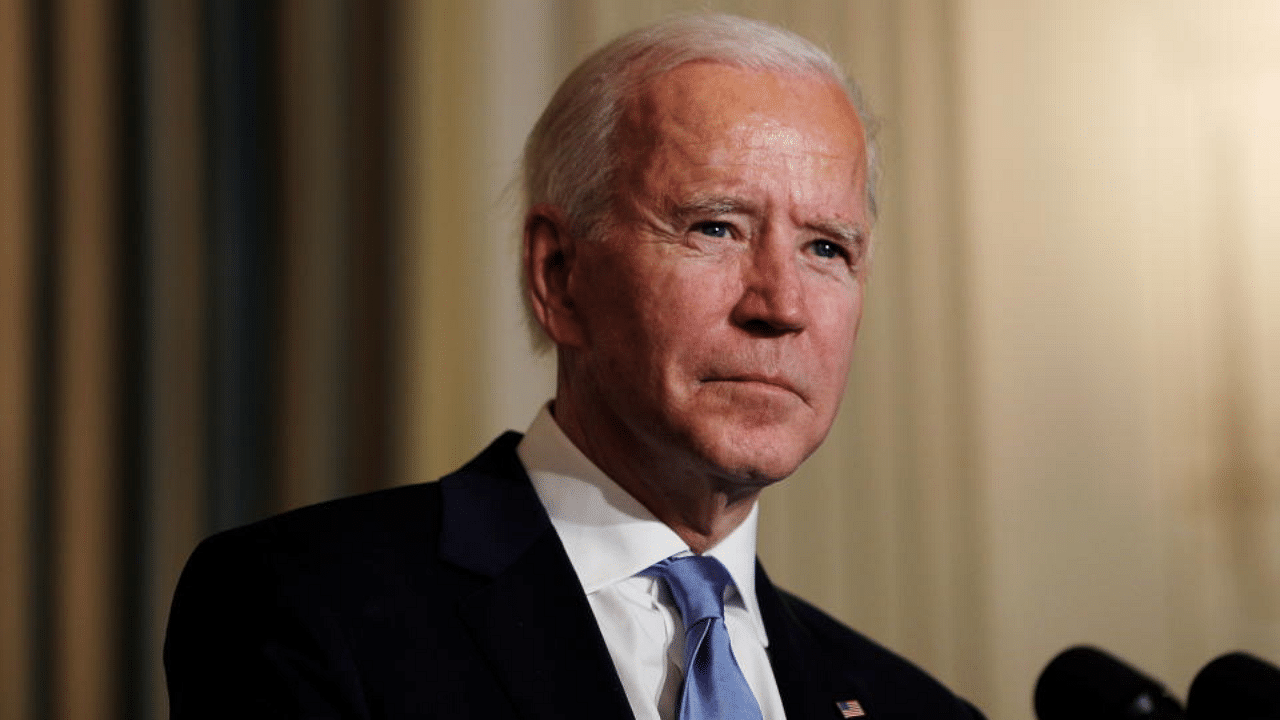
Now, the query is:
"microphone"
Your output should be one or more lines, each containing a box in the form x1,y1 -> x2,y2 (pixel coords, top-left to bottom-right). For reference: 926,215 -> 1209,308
1035,645 -> 1185,720
1186,651 -> 1280,720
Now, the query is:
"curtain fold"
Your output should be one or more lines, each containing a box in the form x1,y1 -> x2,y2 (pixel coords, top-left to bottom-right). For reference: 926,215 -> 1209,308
1,5 -> 34,720
4,2 -> 396,718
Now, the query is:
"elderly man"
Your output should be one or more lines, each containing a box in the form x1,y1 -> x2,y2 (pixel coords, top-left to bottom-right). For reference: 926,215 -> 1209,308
166,14 -> 985,720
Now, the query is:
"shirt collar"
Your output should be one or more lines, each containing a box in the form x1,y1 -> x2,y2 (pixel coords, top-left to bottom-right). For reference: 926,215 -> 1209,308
517,402 -> 769,646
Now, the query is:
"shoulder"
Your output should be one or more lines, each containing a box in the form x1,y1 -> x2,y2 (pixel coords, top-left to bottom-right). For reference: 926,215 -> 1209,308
201,478 -> 443,554
170,480 -> 451,652
164,433 -> 532,716
771,588 -> 986,720
186,480 -> 443,581
176,431 -> 528,610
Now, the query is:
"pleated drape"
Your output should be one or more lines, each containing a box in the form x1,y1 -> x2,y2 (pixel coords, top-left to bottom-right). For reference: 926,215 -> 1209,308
2,2 -> 395,718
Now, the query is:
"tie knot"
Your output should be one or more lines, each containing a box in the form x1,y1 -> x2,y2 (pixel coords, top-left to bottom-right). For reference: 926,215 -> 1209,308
643,555 -> 734,629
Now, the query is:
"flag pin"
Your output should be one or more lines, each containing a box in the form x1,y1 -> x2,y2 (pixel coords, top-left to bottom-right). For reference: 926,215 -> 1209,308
836,699 -> 866,717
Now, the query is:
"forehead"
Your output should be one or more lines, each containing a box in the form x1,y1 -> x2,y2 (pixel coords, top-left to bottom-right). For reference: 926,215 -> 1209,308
618,62 -> 867,205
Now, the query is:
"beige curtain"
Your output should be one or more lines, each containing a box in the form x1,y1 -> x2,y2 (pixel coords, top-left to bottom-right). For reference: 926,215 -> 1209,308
2,2 -> 395,718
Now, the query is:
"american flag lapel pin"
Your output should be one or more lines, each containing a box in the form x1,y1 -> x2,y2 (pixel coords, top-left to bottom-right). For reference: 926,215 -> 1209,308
836,699 -> 866,718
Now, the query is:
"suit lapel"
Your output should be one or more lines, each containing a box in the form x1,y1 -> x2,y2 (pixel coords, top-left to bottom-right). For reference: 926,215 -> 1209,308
438,435 -> 635,720
757,562 -> 871,720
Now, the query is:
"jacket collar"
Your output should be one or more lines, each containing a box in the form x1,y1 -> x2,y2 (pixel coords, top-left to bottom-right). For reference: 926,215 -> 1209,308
756,562 -> 877,720
437,433 -> 880,720
438,432 -> 636,720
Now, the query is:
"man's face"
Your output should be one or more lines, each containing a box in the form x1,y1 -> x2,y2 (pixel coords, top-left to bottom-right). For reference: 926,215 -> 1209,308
559,62 -> 870,486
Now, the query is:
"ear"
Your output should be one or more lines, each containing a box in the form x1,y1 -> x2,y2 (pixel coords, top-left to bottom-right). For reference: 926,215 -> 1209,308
523,204 -> 587,349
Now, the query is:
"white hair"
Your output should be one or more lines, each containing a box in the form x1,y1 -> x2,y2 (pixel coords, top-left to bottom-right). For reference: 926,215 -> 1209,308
520,13 -> 879,351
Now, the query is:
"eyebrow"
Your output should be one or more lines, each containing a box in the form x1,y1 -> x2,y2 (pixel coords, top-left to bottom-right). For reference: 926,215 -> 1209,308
668,195 -> 759,223
807,219 -> 865,248
670,194 -> 867,247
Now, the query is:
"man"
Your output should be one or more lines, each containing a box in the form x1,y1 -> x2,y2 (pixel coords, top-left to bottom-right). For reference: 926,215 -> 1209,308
166,14 -> 985,720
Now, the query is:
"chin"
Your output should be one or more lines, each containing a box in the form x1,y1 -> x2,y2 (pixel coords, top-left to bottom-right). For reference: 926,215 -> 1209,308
695,424 -> 820,486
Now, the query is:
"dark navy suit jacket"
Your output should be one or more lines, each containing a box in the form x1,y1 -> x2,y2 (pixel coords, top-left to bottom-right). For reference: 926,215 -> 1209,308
165,433 -> 985,719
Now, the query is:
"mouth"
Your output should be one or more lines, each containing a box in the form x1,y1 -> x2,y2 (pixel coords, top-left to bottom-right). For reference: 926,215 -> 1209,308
702,373 -> 803,399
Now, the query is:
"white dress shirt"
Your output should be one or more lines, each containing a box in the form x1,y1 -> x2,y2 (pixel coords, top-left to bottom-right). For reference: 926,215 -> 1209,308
517,404 -> 788,720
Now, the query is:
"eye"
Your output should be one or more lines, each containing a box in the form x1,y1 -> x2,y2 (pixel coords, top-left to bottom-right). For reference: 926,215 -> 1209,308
692,221 -> 732,238
809,239 -> 848,260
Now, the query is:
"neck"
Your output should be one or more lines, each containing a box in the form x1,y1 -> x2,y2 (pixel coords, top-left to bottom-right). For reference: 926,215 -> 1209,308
550,395 -> 763,555
662,493 -> 760,554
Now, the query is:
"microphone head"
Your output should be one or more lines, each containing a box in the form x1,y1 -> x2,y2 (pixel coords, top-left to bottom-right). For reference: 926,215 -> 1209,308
1035,645 -> 1185,720
1186,651 -> 1280,720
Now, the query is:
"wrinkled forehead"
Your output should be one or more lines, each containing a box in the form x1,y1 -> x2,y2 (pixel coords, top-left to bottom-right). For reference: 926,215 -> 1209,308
620,62 -> 866,167
614,62 -> 869,209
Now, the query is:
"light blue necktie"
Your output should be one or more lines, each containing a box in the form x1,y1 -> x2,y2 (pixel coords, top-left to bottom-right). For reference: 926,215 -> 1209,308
644,555 -> 765,720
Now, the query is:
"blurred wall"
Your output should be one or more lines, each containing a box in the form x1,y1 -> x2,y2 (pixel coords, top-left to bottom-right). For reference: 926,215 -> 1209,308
2,2 -> 1278,720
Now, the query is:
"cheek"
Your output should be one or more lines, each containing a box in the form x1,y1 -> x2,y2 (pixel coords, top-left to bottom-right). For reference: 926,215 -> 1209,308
582,258 -> 712,378
647,261 -> 740,331
814,287 -> 863,370
574,252 -> 651,339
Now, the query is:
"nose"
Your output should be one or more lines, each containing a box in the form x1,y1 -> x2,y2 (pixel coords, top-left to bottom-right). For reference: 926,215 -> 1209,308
730,239 -> 807,337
